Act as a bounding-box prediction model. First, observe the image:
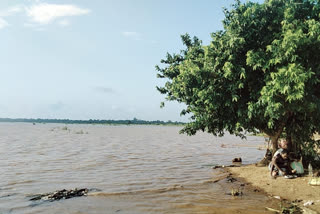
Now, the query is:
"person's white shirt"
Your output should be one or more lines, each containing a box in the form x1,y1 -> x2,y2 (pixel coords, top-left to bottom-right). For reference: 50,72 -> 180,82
273,148 -> 283,157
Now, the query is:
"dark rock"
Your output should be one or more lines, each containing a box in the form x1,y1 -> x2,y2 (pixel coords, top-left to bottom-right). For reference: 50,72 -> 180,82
226,176 -> 237,183
292,199 -> 303,203
232,157 -> 242,162
212,165 -> 224,169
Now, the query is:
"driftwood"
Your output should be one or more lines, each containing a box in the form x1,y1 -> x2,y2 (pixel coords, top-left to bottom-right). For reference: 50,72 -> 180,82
265,207 -> 280,213
30,188 -> 89,201
211,164 -> 241,169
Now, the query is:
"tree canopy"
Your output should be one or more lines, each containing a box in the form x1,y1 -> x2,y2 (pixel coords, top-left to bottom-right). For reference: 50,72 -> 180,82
156,0 -> 320,158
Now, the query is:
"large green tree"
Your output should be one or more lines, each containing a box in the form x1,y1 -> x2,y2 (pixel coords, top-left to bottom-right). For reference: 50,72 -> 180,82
156,0 -> 320,157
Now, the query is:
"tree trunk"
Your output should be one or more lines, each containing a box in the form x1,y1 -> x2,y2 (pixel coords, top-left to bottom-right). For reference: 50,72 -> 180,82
286,135 -> 293,153
256,123 -> 285,166
256,134 -> 281,166
271,135 -> 279,156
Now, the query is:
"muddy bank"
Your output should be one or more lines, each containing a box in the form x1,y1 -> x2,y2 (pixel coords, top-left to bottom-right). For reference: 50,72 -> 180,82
227,165 -> 320,213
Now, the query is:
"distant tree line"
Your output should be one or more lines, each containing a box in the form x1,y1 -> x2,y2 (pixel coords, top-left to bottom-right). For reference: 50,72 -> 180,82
0,117 -> 185,126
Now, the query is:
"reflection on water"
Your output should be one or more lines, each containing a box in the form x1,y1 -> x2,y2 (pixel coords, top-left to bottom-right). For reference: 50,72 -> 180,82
0,123 -> 276,213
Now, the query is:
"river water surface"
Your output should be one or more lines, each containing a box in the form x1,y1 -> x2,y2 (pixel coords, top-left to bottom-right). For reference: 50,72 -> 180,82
0,123 -> 277,213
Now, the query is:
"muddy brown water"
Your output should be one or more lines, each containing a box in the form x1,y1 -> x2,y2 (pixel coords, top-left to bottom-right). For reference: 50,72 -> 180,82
0,123 -> 278,213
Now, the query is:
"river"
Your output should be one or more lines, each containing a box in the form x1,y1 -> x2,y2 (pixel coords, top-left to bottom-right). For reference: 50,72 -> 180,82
0,123 -> 277,213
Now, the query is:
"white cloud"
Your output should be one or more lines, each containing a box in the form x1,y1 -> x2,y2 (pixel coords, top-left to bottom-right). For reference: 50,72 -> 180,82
0,5 -> 24,29
26,3 -> 90,24
58,19 -> 70,27
0,5 -> 24,17
0,18 -> 9,29
0,3 -> 89,30
122,31 -> 141,40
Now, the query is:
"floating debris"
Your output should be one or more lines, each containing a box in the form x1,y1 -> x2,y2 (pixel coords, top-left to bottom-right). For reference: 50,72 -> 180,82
29,188 -> 89,202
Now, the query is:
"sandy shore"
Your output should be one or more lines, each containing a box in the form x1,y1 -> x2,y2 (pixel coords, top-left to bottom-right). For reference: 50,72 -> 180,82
227,165 -> 320,213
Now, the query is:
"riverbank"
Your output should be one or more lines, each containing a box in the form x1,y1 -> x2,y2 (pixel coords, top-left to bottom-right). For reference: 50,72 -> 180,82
227,165 -> 320,213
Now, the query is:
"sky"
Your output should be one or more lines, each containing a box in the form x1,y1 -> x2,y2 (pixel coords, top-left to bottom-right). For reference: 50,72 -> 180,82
0,0 -> 263,122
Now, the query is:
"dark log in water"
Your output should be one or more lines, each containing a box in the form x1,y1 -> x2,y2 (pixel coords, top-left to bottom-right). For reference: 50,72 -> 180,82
30,188 -> 89,201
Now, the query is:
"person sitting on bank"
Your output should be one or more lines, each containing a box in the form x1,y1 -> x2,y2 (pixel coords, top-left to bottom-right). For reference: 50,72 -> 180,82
273,139 -> 288,157
270,149 -> 296,178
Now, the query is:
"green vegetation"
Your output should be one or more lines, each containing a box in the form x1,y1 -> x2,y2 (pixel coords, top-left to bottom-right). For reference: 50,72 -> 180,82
157,0 -> 320,163
0,117 -> 184,126
248,132 -> 266,137
280,202 -> 302,214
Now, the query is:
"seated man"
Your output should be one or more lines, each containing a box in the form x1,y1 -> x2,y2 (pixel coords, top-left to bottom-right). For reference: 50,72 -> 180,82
270,149 -> 296,178
273,139 -> 288,157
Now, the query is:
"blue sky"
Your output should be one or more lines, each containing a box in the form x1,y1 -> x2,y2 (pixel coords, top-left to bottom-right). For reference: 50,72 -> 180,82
0,0 -> 262,121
